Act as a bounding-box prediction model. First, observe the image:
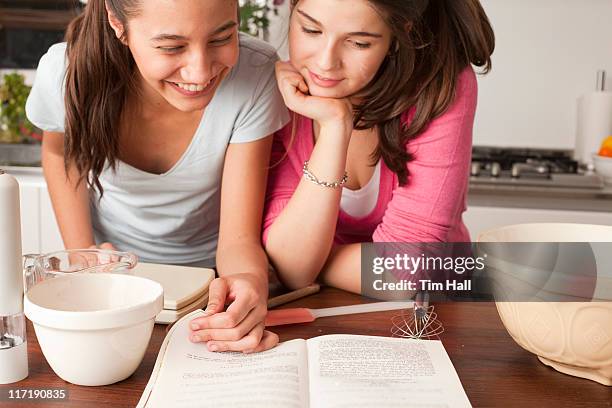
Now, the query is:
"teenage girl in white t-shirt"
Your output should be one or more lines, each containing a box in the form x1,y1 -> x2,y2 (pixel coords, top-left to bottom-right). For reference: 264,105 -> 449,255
26,0 -> 289,353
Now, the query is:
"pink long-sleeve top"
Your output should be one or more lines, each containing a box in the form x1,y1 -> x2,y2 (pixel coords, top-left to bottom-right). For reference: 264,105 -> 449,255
263,67 -> 477,244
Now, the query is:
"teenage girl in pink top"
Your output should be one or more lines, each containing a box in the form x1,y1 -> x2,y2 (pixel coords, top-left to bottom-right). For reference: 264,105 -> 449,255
263,0 -> 495,293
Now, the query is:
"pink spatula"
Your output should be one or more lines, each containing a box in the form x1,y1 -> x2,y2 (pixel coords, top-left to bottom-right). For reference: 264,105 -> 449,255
265,301 -> 414,326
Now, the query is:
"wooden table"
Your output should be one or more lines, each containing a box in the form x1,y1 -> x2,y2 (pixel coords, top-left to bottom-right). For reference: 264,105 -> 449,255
1,287 -> 611,407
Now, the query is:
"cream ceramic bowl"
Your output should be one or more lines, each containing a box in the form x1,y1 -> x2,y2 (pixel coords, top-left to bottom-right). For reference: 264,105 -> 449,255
478,223 -> 612,386
24,273 -> 163,386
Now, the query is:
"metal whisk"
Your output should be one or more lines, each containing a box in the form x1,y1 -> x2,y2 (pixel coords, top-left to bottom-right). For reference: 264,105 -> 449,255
391,292 -> 444,339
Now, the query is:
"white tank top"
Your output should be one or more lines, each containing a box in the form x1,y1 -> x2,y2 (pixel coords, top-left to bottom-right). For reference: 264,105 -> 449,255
340,160 -> 381,218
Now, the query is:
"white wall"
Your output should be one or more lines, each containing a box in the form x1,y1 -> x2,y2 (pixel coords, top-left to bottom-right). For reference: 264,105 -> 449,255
474,0 -> 612,149
0,69 -> 36,86
268,1 -> 612,149
267,0 -> 290,60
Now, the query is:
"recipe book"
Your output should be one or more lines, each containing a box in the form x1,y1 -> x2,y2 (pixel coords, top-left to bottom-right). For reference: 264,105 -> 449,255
137,310 -> 472,408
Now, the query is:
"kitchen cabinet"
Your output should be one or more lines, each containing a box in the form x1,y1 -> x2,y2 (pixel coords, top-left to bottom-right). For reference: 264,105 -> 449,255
464,205 -> 612,239
8,167 -> 63,255
39,186 -> 64,253
466,182 -> 612,238
18,184 -> 41,254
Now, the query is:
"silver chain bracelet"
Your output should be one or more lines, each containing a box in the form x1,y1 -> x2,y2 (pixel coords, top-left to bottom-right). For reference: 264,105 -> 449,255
302,160 -> 348,188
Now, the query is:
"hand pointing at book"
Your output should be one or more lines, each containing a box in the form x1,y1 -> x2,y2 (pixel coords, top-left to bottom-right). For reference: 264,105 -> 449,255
188,274 -> 279,353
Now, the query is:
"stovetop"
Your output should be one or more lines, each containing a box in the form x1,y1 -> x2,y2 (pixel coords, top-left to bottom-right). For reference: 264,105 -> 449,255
470,147 -> 604,189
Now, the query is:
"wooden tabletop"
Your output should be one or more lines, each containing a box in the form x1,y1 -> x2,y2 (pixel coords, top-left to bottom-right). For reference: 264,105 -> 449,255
2,287 -> 611,407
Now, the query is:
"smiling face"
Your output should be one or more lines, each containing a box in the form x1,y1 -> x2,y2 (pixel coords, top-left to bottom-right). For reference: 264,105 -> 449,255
113,0 -> 239,112
289,0 -> 393,100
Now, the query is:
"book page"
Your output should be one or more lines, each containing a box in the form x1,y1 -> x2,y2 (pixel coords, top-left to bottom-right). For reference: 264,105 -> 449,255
141,310 -> 310,408
306,335 -> 471,408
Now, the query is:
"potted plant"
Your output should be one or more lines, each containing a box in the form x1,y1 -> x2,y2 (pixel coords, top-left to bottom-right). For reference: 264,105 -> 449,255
0,72 -> 41,144
0,72 -> 42,166
239,0 -> 285,40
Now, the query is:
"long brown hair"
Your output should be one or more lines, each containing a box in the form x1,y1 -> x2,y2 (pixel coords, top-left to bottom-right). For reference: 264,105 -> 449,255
291,0 -> 494,185
64,0 -> 141,196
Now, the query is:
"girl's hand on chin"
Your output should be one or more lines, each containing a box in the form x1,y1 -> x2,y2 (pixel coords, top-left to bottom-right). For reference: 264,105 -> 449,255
276,61 -> 353,131
188,274 -> 279,353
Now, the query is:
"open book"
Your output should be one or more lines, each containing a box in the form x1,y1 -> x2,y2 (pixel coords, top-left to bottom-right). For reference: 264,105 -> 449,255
137,310 -> 471,408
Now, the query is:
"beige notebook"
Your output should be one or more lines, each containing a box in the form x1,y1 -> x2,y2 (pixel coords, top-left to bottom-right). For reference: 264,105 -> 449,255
137,309 -> 472,408
132,263 -> 214,324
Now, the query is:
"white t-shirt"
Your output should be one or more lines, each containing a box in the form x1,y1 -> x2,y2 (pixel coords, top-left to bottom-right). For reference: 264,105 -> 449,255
26,33 -> 290,267
340,160 -> 381,218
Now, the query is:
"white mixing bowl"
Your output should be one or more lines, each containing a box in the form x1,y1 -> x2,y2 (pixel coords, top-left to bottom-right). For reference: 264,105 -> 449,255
478,223 -> 612,386
24,273 -> 163,386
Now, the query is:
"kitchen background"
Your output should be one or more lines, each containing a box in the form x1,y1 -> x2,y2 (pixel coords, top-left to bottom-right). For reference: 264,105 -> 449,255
1,0 -> 611,255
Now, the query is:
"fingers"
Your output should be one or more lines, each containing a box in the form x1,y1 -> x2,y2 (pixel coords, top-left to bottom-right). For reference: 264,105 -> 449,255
249,330 -> 280,353
189,278 -> 229,329
190,284 -> 261,333
208,321 -> 264,352
99,242 -> 116,250
190,306 -> 261,342
204,323 -> 279,354
224,289 -> 254,323
88,242 -> 116,250
204,278 -> 229,316
188,273 -> 274,353
279,73 -> 308,102
80,243 -> 113,267
275,61 -> 310,111
275,61 -> 353,128
196,292 -> 255,331
100,243 -> 120,264
275,61 -> 308,95
297,79 -> 309,94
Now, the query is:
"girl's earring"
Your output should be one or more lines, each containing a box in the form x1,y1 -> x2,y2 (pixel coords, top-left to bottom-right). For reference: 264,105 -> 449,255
117,32 -> 128,46
388,40 -> 400,57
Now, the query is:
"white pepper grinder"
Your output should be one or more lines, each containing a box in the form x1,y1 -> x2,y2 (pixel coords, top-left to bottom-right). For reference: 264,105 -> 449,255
0,169 -> 28,384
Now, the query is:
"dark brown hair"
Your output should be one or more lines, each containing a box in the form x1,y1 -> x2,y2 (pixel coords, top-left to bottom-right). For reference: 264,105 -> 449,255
64,0 -> 140,196
291,0 -> 495,185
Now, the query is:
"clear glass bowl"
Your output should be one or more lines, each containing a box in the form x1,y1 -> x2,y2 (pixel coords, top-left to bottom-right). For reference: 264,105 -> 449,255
23,249 -> 138,293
